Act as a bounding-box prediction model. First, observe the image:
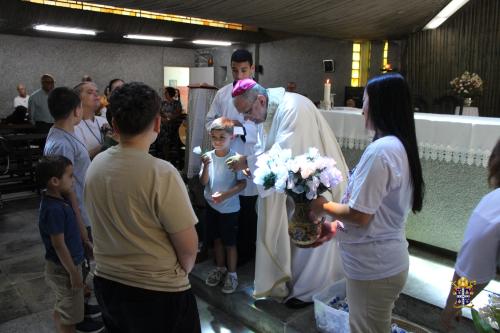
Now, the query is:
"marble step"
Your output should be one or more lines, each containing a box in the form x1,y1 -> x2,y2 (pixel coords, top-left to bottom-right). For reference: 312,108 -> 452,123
190,257 -> 478,333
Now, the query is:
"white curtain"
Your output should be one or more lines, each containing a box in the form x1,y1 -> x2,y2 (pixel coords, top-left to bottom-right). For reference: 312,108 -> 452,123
185,86 -> 217,179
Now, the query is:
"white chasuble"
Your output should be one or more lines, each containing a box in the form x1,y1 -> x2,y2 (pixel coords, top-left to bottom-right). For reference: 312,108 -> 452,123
248,88 -> 349,301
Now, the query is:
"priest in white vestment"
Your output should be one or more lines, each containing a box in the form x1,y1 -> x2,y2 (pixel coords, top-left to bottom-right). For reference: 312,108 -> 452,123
227,79 -> 349,304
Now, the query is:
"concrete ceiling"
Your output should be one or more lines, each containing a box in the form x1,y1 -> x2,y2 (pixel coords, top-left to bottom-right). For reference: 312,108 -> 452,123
86,0 -> 451,40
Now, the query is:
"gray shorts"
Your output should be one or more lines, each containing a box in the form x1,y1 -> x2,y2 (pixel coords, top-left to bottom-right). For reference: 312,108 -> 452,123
45,260 -> 84,325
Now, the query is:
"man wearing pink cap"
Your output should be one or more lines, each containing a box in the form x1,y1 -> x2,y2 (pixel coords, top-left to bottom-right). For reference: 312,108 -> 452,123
228,79 -> 349,307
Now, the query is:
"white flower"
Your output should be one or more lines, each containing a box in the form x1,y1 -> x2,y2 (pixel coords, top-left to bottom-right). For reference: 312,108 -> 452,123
253,146 -> 343,200
192,146 -> 202,155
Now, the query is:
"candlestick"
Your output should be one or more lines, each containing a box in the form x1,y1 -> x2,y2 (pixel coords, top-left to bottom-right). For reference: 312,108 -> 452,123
324,79 -> 331,109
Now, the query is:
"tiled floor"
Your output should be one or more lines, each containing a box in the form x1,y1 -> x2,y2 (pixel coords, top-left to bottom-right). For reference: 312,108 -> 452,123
0,196 -> 253,332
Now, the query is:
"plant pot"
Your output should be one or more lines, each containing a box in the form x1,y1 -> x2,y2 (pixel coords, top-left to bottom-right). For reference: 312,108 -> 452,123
286,196 -> 321,246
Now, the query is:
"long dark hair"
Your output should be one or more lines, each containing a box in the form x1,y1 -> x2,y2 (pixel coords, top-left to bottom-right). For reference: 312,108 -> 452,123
366,73 -> 425,212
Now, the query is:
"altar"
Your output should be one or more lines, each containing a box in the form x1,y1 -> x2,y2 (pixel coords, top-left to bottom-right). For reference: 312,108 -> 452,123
320,107 -> 500,252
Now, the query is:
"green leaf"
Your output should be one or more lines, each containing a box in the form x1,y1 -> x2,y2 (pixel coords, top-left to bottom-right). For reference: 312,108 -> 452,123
472,308 -> 495,333
263,173 -> 277,190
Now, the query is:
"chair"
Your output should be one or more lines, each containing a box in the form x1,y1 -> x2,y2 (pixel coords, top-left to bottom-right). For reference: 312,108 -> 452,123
432,95 -> 462,115
412,95 -> 429,113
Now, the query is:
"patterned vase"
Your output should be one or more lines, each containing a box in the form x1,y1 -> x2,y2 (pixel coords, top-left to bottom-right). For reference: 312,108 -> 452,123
464,97 -> 472,107
286,196 -> 321,246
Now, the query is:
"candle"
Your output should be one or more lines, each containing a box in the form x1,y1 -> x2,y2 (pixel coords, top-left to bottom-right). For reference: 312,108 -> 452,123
324,79 -> 331,109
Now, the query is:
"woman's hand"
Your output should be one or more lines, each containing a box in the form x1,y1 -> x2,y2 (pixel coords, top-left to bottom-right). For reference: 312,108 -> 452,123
300,220 -> 338,248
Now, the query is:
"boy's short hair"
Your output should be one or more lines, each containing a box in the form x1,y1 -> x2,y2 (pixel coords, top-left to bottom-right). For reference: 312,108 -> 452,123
209,117 -> 234,135
108,82 -> 161,136
231,49 -> 253,66
48,87 -> 81,120
37,155 -> 72,188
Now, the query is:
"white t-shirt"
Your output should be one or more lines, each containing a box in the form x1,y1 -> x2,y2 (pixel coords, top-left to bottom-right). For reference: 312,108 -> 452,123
339,135 -> 413,280
455,188 -> 500,284
74,116 -> 108,152
201,149 -> 245,213
14,95 -> 29,108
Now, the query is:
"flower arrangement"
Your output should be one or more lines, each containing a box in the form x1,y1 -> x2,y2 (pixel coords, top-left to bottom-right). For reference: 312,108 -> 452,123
472,293 -> 500,332
253,145 -> 343,202
450,71 -> 483,98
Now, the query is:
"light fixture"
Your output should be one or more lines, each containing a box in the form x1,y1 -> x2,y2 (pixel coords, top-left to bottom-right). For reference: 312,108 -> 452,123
424,0 -> 470,30
192,40 -> 232,46
123,34 -> 173,42
34,24 -> 96,35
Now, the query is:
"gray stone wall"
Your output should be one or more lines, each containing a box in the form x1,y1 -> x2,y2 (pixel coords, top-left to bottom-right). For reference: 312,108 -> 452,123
0,33 -> 195,118
258,36 -> 352,106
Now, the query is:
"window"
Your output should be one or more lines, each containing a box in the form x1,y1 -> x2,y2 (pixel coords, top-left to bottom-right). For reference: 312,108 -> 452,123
351,42 -> 370,87
351,43 -> 361,87
24,0 -> 250,31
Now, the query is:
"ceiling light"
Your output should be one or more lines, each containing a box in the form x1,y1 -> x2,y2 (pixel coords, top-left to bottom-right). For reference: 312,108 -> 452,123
424,0 -> 470,30
192,40 -> 232,46
34,24 -> 96,35
123,34 -> 173,42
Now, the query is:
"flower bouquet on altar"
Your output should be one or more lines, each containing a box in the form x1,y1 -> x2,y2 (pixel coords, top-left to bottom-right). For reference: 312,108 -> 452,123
253,145 -> 343,246
450,71 -> 483,106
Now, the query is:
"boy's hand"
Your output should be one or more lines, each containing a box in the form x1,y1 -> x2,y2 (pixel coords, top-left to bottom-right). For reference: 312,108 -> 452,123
70,271 -> 84,290
83,240 -> 94,260
242,168 -> 252,177
201,154 -> 212,167
211,191 -> 228,204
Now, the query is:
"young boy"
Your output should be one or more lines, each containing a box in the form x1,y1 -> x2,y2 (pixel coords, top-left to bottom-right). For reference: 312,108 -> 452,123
84,82 -> 200,332
38,155 -> 84,333
44,87 -> 103,332
200,117 -> 246,294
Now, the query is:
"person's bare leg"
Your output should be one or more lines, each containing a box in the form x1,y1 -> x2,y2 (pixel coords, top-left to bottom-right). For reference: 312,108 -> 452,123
214,238 -> 226,268
226,246 -> 237,273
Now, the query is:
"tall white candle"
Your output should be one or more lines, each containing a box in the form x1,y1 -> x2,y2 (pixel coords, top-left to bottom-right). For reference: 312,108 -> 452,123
324,79 -> 331,109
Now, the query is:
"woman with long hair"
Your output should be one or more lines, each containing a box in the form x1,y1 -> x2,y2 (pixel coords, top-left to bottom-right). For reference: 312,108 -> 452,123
309,73 -> 425,332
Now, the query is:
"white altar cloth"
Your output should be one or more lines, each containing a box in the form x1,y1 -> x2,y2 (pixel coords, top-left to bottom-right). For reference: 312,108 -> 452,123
320,108 -> 500,168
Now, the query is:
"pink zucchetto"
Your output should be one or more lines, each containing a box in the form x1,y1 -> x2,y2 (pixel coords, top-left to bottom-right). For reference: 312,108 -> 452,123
232,79 -> 257,97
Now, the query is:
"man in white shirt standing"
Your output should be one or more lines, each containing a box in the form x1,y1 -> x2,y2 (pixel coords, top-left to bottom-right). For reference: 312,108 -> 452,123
74,82 -> 108,159
205,49 -> 259,265
14,84 -> 29,108
29,74 -> 55,133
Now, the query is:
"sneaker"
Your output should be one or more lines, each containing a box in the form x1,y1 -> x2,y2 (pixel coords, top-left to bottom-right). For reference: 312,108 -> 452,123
205,268 -> 226,287
76,319 -> 105,333
84,303 -> 101,319
222,274 -> 238,294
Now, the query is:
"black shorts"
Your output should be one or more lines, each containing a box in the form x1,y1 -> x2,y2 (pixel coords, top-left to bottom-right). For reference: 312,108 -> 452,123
94,276 -> 201,333
205,203 -> 239,247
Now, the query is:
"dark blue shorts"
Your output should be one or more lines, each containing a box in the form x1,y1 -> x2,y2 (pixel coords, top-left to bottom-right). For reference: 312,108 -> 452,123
205,203 -> 239,247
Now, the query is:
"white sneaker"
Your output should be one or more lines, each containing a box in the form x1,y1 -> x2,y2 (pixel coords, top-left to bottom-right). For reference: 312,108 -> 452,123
222,274 -> 238,294
205,268 -> 226,287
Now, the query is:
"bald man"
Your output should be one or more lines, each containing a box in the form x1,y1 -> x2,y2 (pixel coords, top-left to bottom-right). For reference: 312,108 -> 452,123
29,74 -> 55,133
14,84 -> 29,109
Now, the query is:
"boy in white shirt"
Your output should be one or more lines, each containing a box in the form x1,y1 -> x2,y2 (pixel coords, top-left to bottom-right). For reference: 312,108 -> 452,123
200,117 -> 246,294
